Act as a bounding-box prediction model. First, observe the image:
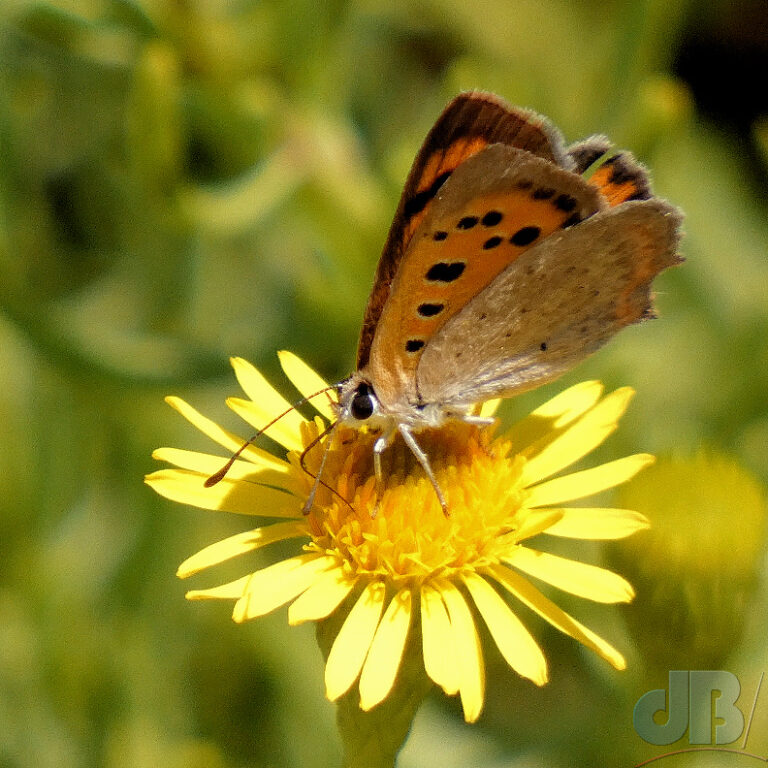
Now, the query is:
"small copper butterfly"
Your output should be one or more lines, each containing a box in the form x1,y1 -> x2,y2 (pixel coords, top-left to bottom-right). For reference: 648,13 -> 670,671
333,91 -> 682,512
211,91 -> 683,514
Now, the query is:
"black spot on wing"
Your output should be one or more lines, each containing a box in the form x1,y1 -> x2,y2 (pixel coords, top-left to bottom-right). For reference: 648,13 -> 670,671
568,138 -> 611,174
554,193 -> 577,212
603,154 -> 651,199
561,212 -> 582,229
481,210 -> 503,226
404,170 -> 452,218
417,302 -> 444,317
457,215 -> 479,230
604,154 -> 633,184
406,339 -> 425,353
510,226 -> 541,246
426,262 -> 466,282
483,235 -> 503,249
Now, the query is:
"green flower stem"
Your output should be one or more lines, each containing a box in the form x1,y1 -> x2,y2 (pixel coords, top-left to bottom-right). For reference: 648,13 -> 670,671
317,602 -> 433,768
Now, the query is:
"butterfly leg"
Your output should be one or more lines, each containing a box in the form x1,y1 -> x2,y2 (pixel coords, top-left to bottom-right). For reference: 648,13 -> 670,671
398,424 -> 449,516
301,424 -> 335,515
459,413 -> 496,458
371,425 -> 396,518
461,415 -> 495,426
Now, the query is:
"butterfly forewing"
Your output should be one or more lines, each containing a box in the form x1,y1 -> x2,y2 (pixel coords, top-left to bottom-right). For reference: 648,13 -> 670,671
357,91 -> 571,369
417,199 -> 683,406
362,144 -> 605,407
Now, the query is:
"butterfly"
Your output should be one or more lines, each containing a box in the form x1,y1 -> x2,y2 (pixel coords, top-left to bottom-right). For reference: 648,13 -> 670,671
330,91 -> 682,513
209,91 -> 683,515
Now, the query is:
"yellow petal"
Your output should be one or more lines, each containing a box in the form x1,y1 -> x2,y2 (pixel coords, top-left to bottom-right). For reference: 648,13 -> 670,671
145,468 -> 301,518
513,509 -> 564,542
477,398 -> 501,418
544,507 -> 650,539
521,387 -> 634,486
325,581 -> 385,701
531,380 -> 605,421
462,572 -> 547,686
487,564 -> 626,670
152,446 -> 294,487
186,574 -> 251,601
505,381 -> 604,453
278,350 -> 336,421
288,567 -> 356,625
420,584 -> 459,695
164,396 -> 289,468
227,397 -> 303,452
437,580 -> 484,723
359,588 -> 413,710
177,521 -> 308,578
504,547 -> 634,603
526,454 -> 655,508
232,554 -> 336,622
229,356 -> 306,450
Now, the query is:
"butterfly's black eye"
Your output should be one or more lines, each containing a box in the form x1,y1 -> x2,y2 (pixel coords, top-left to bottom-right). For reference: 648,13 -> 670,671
351,384 -> 375,420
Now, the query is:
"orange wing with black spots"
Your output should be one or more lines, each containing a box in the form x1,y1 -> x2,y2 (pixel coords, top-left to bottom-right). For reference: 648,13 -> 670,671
357,94 -> 682,412
588,152 -> 652,206
565,137 -> 654,206
356,92 -> 571,369
361,144 -> 606,407
418,199 -> 682,406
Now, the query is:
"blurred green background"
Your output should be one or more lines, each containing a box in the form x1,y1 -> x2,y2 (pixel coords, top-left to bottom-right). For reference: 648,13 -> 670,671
1,0 -> 767,766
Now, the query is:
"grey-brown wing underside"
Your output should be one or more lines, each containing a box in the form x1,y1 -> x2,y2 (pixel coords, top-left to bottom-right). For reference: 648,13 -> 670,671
416,199 -> 683,406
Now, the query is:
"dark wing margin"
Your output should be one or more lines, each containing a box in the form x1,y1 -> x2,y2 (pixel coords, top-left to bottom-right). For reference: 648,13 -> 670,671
356,91 -> 569,368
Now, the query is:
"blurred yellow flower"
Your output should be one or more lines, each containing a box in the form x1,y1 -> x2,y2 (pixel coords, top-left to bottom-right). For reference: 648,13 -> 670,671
612,452 -> 767,670
146,352 -> 651,722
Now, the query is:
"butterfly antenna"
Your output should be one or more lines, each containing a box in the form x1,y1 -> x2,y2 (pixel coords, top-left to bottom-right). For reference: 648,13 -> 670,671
204,385 -> 337,488
300,421 -> 355,513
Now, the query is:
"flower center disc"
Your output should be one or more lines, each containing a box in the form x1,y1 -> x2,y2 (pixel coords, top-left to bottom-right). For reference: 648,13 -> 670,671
297,421 -> 527,582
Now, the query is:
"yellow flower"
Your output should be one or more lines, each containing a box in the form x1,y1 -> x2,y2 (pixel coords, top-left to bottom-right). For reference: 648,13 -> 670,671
146,352 -> 651,723
611,452 -> 767,670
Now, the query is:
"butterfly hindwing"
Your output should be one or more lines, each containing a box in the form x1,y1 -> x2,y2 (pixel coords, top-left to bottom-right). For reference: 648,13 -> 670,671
357,91 -> 570,369
417,199 -> 683,405
566,136 -> 611,174
588,151 -> 652,206
362,144 -> 606,407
